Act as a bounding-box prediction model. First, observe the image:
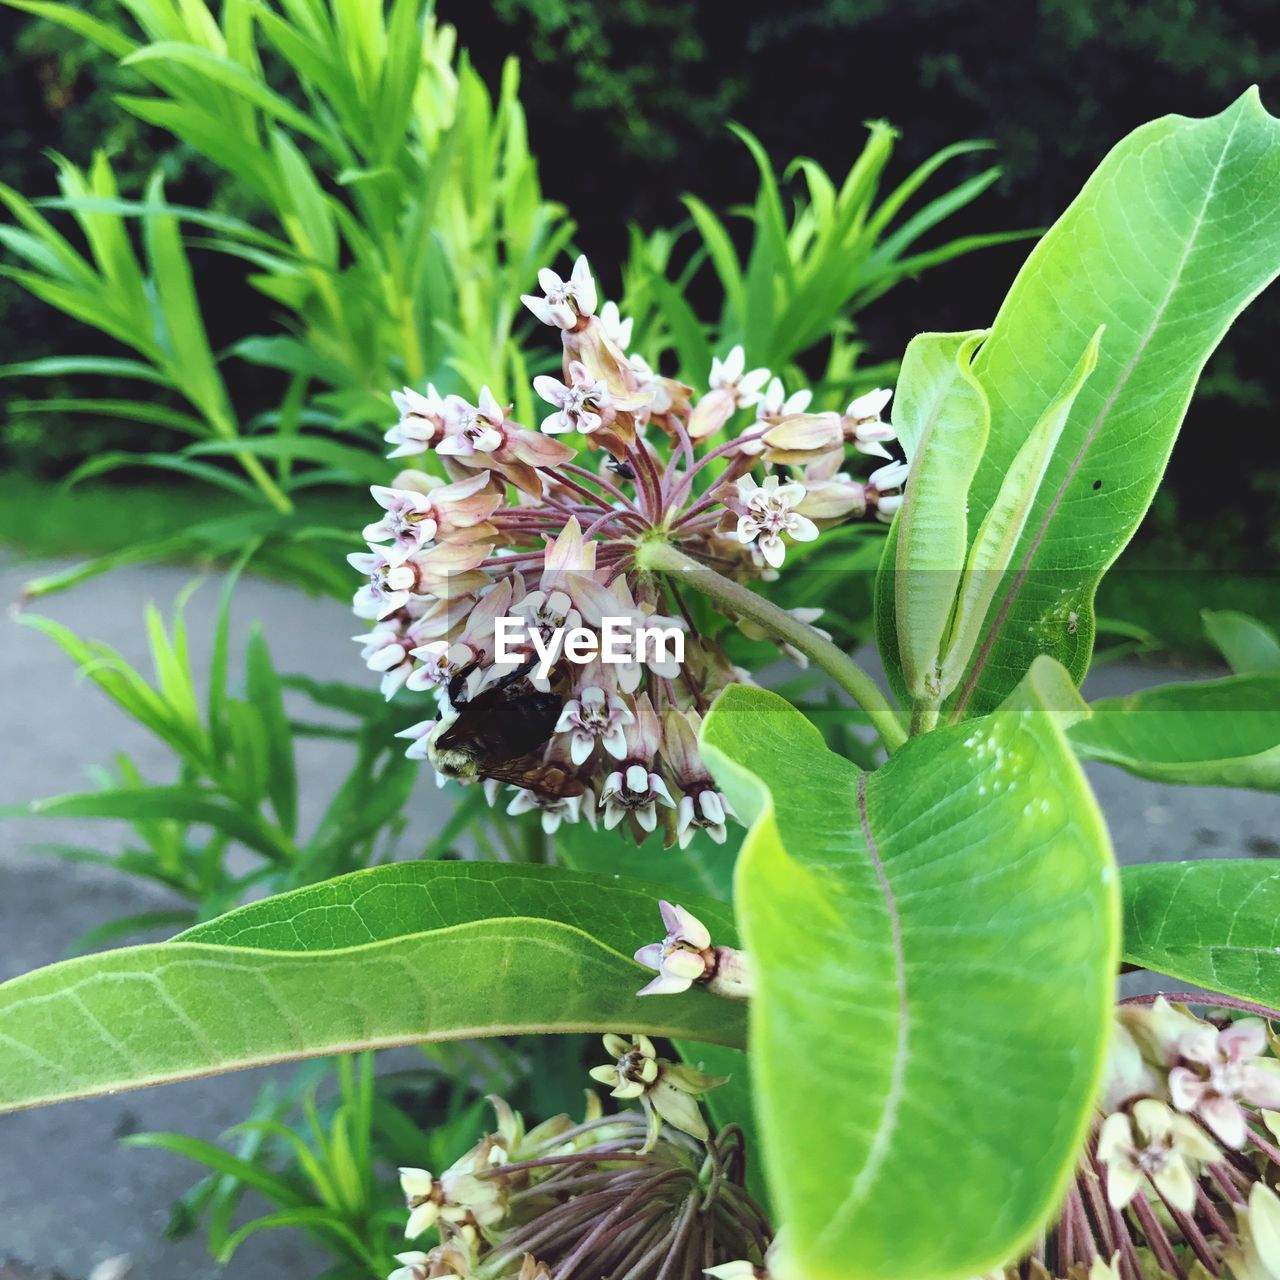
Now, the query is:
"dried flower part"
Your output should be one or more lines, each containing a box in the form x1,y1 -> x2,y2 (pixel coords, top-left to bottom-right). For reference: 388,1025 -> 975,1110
1004,997 -> 1280,1279
355,256 -> 902,844
390,1097 -> 772,1280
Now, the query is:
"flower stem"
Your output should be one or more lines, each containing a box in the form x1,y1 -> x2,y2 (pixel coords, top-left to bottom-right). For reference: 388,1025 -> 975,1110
637,538 -> 908,753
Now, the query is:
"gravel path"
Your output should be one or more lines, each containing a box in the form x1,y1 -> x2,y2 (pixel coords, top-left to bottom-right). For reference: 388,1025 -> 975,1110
1,553 -> 1275,1277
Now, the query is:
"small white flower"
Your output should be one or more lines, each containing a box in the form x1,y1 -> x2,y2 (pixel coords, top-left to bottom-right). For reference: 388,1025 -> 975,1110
601,763 -> 676,832
399,1167 -> 440,1239
388,1252 -> 432,1280
348,544 -> 416,619
868,458 -> 909,524
385,385 -> 446,458
599,299 -> 633,349
362,485 -> 438,563
1169,1017 -> 1280,1148
844,387 -> 896,458
634,899 -> 712,996
533,360 -> 612,435
405,641 -> 475,696
506,786 -> 584,834
395,718 -> 437,761
555,687 -> 634,765
750,375 -> 812,423
709,344 -> 770,407
733,473 -> 819,568
521,255 -> 598,329
676,787 -> 732,848
437,387 -> 504,457
512,589 -> 582,670
1096,1098 -> 1220,1214
705,1263 -> 765,1280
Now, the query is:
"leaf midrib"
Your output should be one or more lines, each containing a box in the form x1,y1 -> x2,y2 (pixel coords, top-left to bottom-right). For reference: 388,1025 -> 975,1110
817,772 -> 911,1247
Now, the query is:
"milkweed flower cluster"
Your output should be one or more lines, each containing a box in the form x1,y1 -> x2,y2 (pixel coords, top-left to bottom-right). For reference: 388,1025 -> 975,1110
351,255 -> 904,845
978,997 -> 1280,1280
388,1090 -> 772,1279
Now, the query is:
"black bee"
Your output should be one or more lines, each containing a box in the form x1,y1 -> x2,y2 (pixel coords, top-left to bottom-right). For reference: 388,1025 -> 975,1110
607,457 -> 636,481
426,660 -> 585,798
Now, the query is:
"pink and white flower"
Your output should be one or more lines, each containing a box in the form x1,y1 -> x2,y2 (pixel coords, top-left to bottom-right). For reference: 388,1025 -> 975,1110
506,786 -> 588,834
600,764 -> 675,833
385,385 -> 447,458
843,387 -> 897,459
521,254 -> 597,329
1169,1017 -> 1280,1148
438,387 -> 505,457
731,473 -> 819,567
348,544 -> 418,619
534,360 -> 612,435
405,640 -> 476,696
555,687 -> 634,765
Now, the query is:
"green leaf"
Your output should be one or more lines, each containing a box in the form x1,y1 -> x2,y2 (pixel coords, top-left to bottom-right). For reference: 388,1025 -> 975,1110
943,91 -> 1280,716
889,329 -> 989,701
1202,609 -> 1280,675
557,822 -> 737,903
1069,673 -> 1280,790
701,683 -> 1117,1280
245,625 -> 298,836
0,863 -> 745,1113
937,328 -> 1102,701
1122,861 -> 1280,1008
3,785 -> 294,862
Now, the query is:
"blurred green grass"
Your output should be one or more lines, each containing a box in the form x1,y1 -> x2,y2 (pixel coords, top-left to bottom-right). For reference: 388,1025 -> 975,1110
0,473 -> 363,561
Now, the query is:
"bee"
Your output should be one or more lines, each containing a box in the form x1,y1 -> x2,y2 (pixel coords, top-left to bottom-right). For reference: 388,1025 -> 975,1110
607,457 -> 636,481
426,660 -> 585,799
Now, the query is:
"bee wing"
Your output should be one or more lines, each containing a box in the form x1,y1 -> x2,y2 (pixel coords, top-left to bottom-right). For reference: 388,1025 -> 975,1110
483,755 -> 586,799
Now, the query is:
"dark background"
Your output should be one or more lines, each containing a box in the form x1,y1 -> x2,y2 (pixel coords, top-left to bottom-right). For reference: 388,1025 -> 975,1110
2,0 -> 1278,567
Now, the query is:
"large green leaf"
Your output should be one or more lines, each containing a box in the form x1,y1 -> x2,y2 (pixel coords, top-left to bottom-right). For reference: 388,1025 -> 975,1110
1122,861 -> 1280,1008
0,864 -> 744,1114
557,821 -> 737,902
701,682 -> 1117,1280
1069,673 -> 1280,790
888,91 -> 1280,717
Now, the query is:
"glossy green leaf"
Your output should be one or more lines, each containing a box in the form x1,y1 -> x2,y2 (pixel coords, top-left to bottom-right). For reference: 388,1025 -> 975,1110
890,329 -> 989,700
1122,861 -> 1280,1007
937,328 -> 1102,700
1202,609 -> 1280,675
1069,673 -> 1280,790
0,863 -> 744,1114
557,822 -> 737,902
701,683 -> 1117,1280
918,90 -> 1280,717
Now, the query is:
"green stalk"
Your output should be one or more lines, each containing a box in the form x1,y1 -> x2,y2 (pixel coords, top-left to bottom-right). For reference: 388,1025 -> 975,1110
637,538 -> 908,753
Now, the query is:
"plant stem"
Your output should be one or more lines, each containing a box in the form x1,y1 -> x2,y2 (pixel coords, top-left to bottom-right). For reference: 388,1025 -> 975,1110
637,538 -> 908,753
909,697 -> 940,737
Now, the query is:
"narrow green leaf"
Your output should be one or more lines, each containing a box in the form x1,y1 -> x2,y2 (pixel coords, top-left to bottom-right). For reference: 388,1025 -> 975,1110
245,624 -> 298,836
